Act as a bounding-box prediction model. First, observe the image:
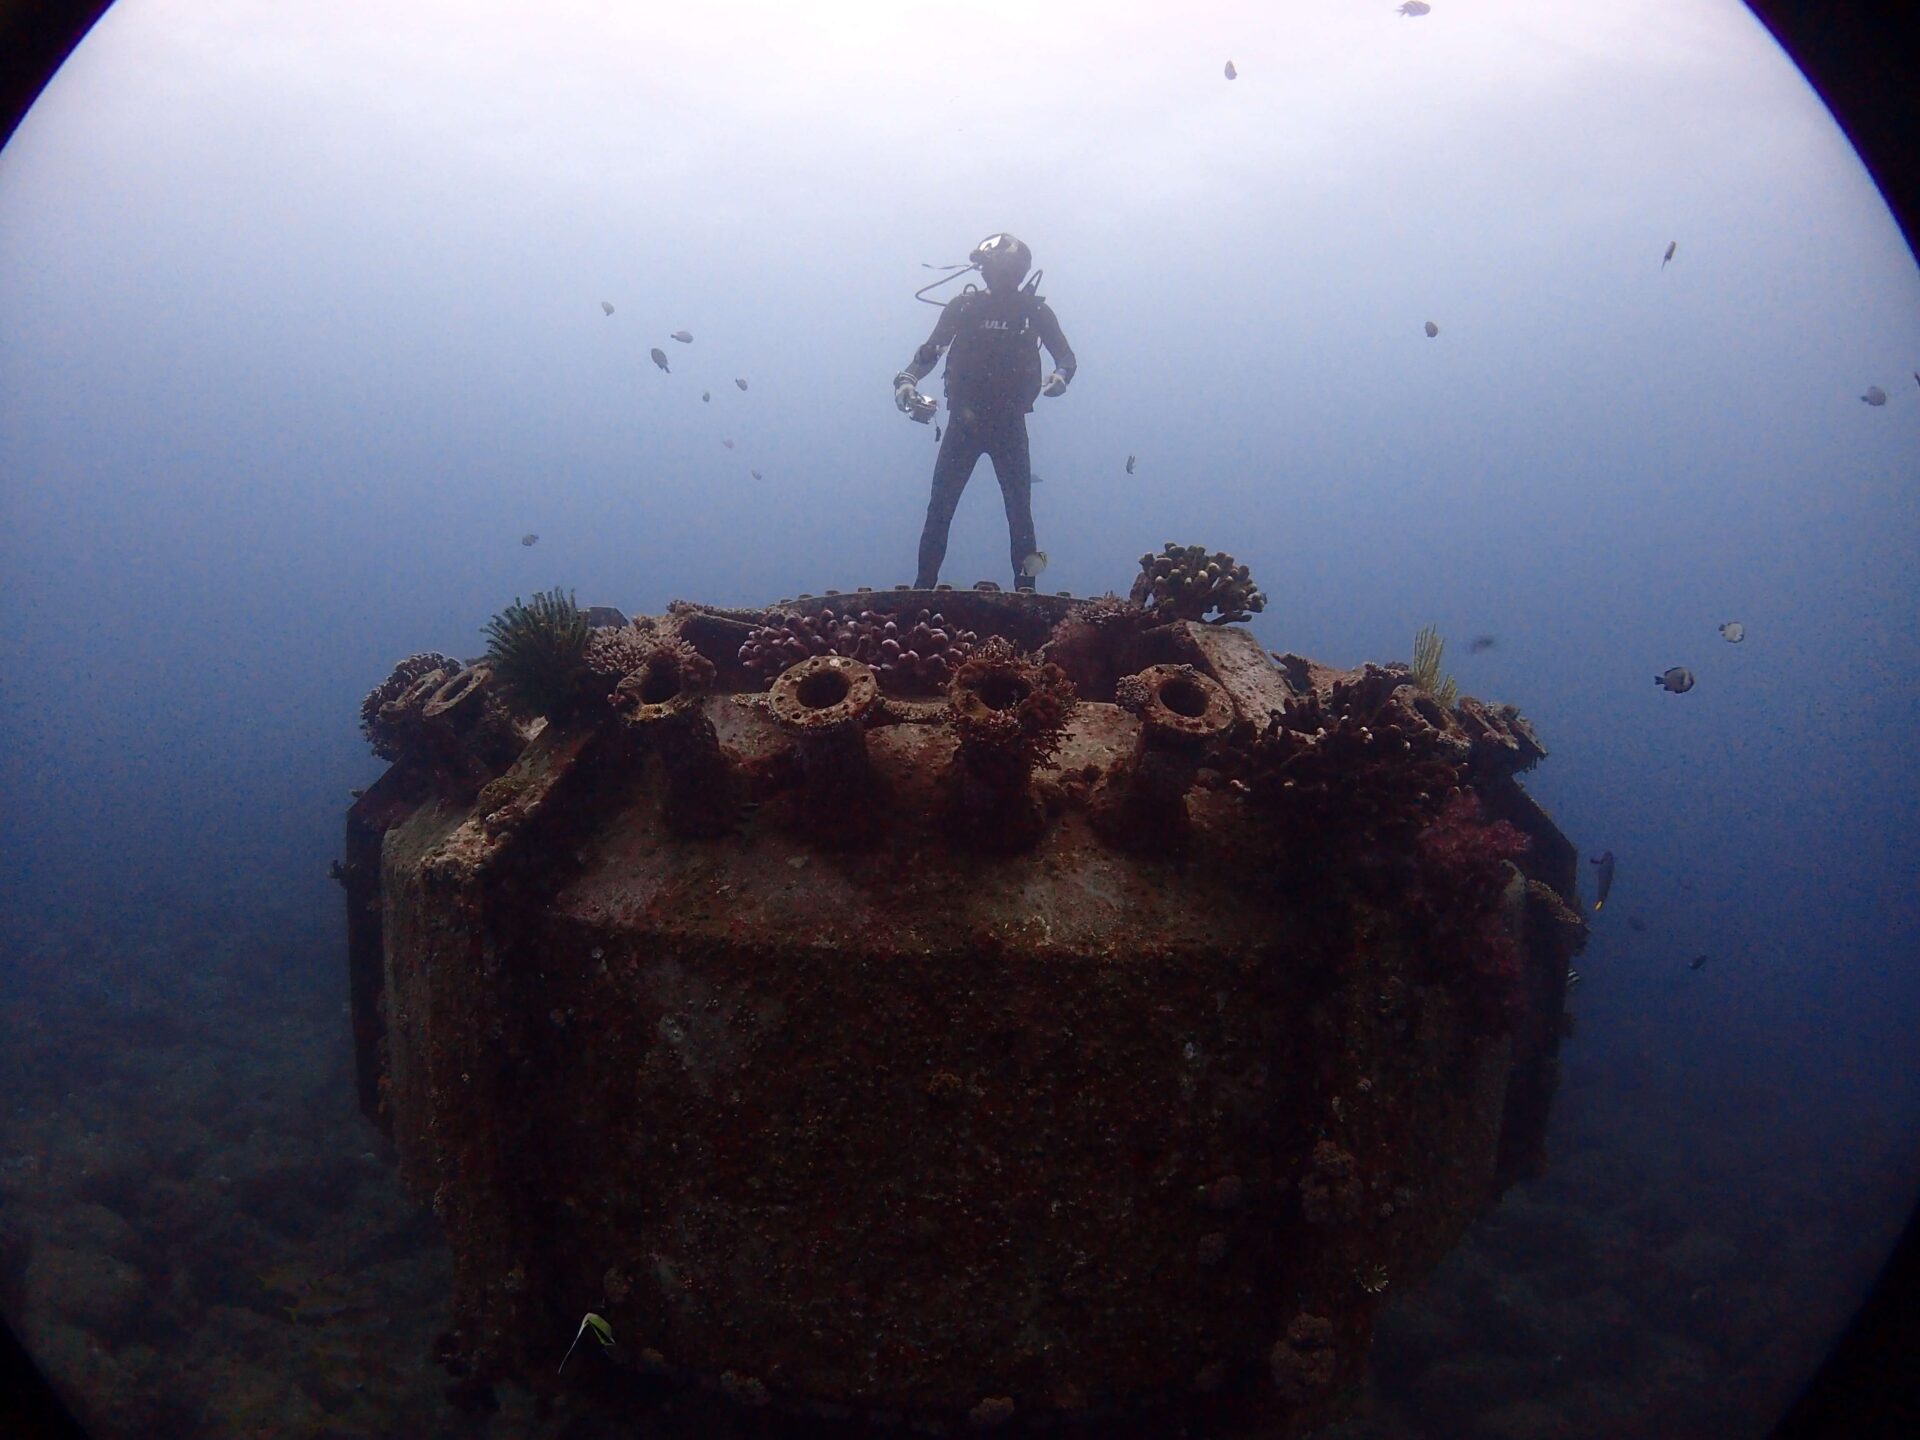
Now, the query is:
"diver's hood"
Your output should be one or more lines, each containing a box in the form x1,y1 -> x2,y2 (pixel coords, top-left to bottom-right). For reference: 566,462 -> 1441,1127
969,232 -> 1032,285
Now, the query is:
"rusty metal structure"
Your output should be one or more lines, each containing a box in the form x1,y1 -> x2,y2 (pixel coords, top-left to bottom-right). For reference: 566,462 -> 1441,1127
343,569 -> 1584,1437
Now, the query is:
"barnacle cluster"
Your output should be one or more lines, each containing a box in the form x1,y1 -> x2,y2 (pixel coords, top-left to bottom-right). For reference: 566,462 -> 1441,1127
484,589 -> 592,719
360,652 -> 463,760
738,606 -> 979,694
1130,543 -> 1267,624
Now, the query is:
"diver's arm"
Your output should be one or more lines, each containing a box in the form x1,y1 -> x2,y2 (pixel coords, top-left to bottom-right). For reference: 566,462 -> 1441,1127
896,296 -> 965,388
1035,302 -> 1077,393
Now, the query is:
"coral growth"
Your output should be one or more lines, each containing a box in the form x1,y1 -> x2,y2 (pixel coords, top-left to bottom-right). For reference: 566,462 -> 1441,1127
613,638 -> 732,836
1041,594 -> 1152,700
945,637 -> 1077,848
1269,1313 -> 1338,1404
739,606 -> 978,694
1410,625 -> 1459,708
1095,665 -> 1235,851
360,652 -> 463,760
484,590 -> 593,719
1243,665 -> 1467,879
1413,789 -> 1533,1025
766,655 -> 886,844
584,621 -> 659,681
1129,543 -> 1267,624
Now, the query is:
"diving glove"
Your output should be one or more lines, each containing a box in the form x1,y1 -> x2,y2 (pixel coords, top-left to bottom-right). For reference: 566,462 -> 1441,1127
1041,370 -> 1069,397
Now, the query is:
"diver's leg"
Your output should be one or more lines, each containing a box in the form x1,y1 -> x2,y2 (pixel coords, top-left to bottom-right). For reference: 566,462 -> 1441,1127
916,426 -> 984,589
986,416 -> 1037,590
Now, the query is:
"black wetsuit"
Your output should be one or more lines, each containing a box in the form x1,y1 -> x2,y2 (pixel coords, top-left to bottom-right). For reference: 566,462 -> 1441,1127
897,286 -> 1076,589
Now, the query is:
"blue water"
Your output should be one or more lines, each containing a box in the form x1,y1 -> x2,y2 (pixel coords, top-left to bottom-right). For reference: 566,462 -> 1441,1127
2,2 -> 1917,1436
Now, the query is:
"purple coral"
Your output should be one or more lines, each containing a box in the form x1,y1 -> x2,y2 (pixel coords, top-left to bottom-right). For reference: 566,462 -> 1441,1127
739,606 -> 978,694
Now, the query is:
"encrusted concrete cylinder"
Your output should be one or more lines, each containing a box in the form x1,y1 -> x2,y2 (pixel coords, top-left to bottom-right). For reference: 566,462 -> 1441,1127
1098,664 -> 1236,850
614,641 -> 736,837
945,636 -> 1076,850
767,654 -> 884,844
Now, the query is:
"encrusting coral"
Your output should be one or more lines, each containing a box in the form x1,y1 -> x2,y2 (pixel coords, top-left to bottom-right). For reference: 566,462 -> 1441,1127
612,637 -> 734,836
1129,544 -> 1267,624
484,589 -> 592,719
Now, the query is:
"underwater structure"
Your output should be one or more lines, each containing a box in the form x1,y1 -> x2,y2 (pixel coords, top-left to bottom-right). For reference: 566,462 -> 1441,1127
342,547 -> 1584,1437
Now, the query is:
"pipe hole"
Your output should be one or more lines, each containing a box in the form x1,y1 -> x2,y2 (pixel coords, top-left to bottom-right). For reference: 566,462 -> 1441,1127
639,664 -> 682,705
1161,676 -> 1210,718
796,668 -> 851,710
975,672 -> 1031,711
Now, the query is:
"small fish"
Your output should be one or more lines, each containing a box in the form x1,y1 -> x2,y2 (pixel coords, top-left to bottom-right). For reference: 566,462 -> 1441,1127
1125,454 -> 1137,475
934,424 -> 942,441
1590,851 -> 1615,911
722,438 -> 735,449
1224,60 -> 1237,80
1689,954 -> 1709,971
650,348 -> 670,372
1467,634 -> 1496,653
521,533 -> 539,547
1020,551 -> 1049,578
670,330 -> 694,343
750,469 -> 763,481
1662,240 -> 1677,268
1565,968 -> 1583,989
1718,621 -> 1744,643
1424,320 -> 1438,338
735,377 -> 749,391
1655,666 -> 1695,694
1861,385 -> 1887,406
600,300 -> 614,316
702,390 -> 711,402
1398,1 -> 1430,14
1914,372 -> 1919,389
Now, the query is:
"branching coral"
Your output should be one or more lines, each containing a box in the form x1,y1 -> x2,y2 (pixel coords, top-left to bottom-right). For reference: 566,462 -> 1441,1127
484,590 -> 592,719
584,621 -> 659,681
1128,544 -> 1267,624
739,606 -> 978,694
1410,625 -> 1459,708
361,652 -> 463,760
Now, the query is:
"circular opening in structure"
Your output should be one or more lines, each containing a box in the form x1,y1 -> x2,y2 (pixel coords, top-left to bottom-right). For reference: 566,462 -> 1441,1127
795,667 -> 851,710
975,672 -> 1031,712
1160,676 -> 1210,719
638,663 -> 681,706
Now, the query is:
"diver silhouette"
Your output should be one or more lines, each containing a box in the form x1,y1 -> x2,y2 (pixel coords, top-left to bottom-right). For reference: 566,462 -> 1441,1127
893,233 -> 1076,591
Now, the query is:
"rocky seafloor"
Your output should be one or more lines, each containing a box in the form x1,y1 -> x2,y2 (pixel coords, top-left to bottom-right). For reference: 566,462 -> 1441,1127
2,900 -> 1913,1440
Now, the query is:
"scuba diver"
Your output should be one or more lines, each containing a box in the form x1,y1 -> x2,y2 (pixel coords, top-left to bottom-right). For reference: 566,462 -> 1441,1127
893,233 -> 1077,591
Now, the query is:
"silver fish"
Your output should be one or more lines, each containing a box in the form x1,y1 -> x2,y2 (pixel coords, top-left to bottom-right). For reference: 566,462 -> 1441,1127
1689,954 -> 1709,971
751,469 -> 763,481
1662,240 -> 1676,268
520,533 -> 538,547
1718,621 -> 1744,643
1224,60 -> 1237,80
1424,320 -> 1438,337
1398,1 -> 1430,14
722,439 -> 734,449
1020,551 -> 1049,578
1125,454 -> 1137,475
1565,968 -> 1583,989
1862,385 -> 1887,406
650,348 -> 669,372
1655,666 -> 1695,693
735,377 -> 749,391
600,300 -> 614,316
670,330 -> 693,343
702,390 -> 710,402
